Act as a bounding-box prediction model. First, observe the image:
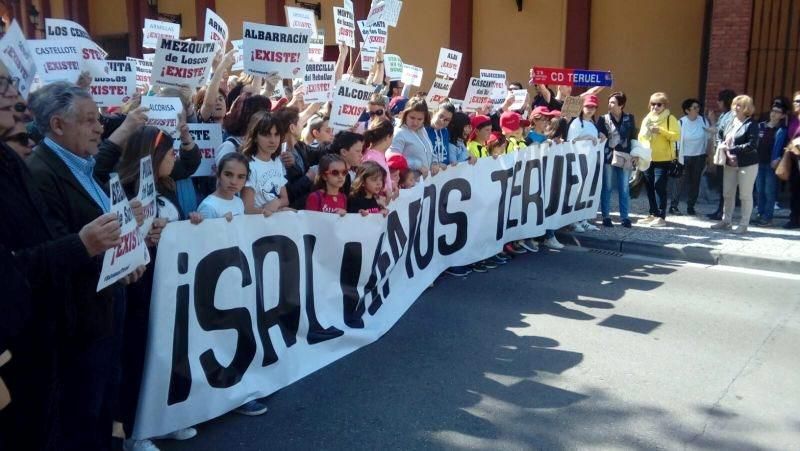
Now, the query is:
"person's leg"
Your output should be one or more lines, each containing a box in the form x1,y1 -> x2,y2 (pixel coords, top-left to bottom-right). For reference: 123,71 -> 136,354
755,163 -> 767,218
617,167 -> 631,220
654,164 -> 670,219
601,163 -> 613,219
737,164 -> 758,226
722,165 -> 738,224
645,165 -> 657,216
669,173 -> 683,211
686,156 -> 705,211
762,166 -> 778,221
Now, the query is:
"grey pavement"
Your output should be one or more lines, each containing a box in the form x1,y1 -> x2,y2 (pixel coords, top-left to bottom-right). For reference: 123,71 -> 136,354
159,249 -> 800,451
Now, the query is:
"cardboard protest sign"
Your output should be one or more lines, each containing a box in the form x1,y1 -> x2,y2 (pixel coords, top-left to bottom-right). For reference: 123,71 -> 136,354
143,19 -> 180,49
242,22 -> 311,78
400,64 -> 423,87
140,96 -> 182,138
97,173 -> 148,291
285,6 -> 318,36
27,39 -> 81,84
308,32 -> 325,63
303,62 -> 335,103
330,80 -> 373,132
360,45 -> 377,72
172,123 -> 222,177
384,54 -> 403,80
333,7 -> 356,48
510,89 -> 529,111
90,60 -> 137,107
425,77 -> 454,109
0,21 -> 36,97
463,77 -> 494,111
127,57 -> 153,92
231,40 -> 244,71
151,38 -> 216,88
560,96 -> 583,119
435,48 -> 461,79
204,9 -> 228,51
531,66 -> 613,87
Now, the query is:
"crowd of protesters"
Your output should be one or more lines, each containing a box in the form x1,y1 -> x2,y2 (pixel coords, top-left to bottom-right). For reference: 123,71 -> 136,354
2,29 -> 800,451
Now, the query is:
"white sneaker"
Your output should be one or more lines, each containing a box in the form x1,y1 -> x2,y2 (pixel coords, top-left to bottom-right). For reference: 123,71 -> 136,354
544,237 -> 564,249
582,220 -> 600,232
572,222 -> 586,233
154,427 -> 198,441
650,218 -> 666,227
123,439 -> 160,451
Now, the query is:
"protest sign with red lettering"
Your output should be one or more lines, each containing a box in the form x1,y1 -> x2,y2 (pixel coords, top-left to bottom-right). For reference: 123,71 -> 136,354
480,68 -> 507,111
97,173 -> 148,291
333,7 -> 356,48
463,77 -> 494,112
425,77 -> 454,109
360,44 -> 377,72
143,19 -> 180,49
141,96 -> 182,138
151,38 -> 216,88
26,39 -> 81,84
204,9 -> 228,51
308,32 -> 325,63
303,62 -> 335,103
0,21 -> 36,97
330,80 -> 373,132
242,22 -> 311,79
363,20 -> 388,51
384,53 -> 403,80
400,64 -> 423,87
137,156 -> 156,242
171,123 -> 223,177
530,66 -> 613,87
366,1 -> 386,25
90,60 -> 136,107
45,17 -> 107,58
285,6 -> 318,36
435,48 -> 461,79
231,40 -> 244,71
127,57 -> 152,92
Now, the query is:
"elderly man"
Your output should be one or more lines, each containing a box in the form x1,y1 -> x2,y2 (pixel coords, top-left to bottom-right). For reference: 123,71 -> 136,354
25,81 -> 146,450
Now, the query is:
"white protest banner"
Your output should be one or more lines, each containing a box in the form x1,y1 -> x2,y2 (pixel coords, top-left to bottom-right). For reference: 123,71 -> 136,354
151,38 -> 216,88
137,156 -> 156,239
285,6 -> 318,36
171,123 -> 223,177
425,77 -> 454,109
140,96 -> 182,138
330,80 -> 373,132
463,77 -> 494,111
90,60 -> 137,107
308,32 -> 325,63
383,0 -> 403,27
143,19 -> 181,49
26,39 -> 82,84
400,64 -> 423,87
131,141 -> 603,439
0,21 -> 36,97
435,48 -> 461,79
333,7 -> 356,48
204,8 -> 229,51
510,89 -> 529,111
242,22 -> 311,79
360,45 -> 377,72
127,57 -> 153,92
97,173 -> 148,291
231,40 -> 244,71
384,53 -> 403,80
303,62 -> 335,104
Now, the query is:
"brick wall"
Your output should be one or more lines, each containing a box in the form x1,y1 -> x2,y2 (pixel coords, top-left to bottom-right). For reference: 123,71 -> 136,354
704,0 -> 753,114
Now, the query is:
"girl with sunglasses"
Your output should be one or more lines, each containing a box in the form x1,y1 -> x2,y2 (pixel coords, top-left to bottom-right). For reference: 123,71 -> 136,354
305,154 -> 348,216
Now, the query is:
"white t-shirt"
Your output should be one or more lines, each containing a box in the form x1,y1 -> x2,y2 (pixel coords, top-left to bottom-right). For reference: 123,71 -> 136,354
215,137 -> 243,166
246,156 -> 287,209
679,116 -> 708,157
567,117 -> 599,141
197,194 -> 245,219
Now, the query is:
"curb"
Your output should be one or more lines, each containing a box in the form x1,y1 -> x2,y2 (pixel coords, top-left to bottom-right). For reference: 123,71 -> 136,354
554,231 -> 800,275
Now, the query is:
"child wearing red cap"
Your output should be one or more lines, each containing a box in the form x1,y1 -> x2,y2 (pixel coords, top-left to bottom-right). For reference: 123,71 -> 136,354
566,94 -> 604,233
467,115 -> 493,159
499,111 -> 529,153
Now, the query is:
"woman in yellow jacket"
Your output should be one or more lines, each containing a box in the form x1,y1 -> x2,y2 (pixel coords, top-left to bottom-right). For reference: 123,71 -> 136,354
638,92 -> 681,227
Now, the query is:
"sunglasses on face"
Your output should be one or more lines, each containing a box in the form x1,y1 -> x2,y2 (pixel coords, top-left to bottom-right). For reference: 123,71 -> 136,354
650,103 -> 663,107
326,169 -> 347,177
369,109 -> 384,117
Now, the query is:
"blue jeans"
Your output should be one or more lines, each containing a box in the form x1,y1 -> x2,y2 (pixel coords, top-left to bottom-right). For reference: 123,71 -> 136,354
601,164 -> 630,220
755,163 -> 778,219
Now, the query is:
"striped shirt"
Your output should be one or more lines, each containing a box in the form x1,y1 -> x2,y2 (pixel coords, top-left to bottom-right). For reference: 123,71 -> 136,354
45,137 -> 110,212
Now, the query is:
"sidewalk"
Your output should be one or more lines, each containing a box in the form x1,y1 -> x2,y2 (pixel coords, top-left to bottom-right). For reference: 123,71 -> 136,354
556,186 -> 800,274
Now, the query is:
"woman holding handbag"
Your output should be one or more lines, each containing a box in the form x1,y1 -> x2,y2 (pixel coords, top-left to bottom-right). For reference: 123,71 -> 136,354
597,92 -> 637,228
710,95 -> 760,233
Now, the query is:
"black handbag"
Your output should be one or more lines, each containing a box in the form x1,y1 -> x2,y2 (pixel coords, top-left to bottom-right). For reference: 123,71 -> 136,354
666,116 -> 683,178
629,169 -> 645,198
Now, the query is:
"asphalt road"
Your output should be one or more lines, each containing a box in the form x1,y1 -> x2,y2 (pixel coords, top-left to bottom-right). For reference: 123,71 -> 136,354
159,248 -> 800,451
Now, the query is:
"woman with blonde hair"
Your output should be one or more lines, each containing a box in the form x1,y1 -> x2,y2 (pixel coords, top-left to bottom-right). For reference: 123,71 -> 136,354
637,92 -> 681,227
710,95 -> 760,233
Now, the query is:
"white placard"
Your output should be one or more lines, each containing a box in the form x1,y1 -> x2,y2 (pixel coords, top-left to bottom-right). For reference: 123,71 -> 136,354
151,38 -> 216,88
308,32 -> 325,63
463,77 -> 494,111
333,7 -> 356,48
127,57 -> 153,92
360,45 -> 377,72
366,0 -> 386,25
330,80 -> 373,132
231,40 -> 244,71
45,17 -> 108,61
303,62 -> 336,103
363,20 -> 388,51
435,48 -> 462,79
510,89 -> 529,111
143,19 -> 181,50
137,156 -> 156,240
204,9 -> 229,51
384,53 -> 403,80
90,60 -> 137,107
140,96 -> 182,138
143,53 -> 155,62
0,21 -> 36,97
400,64 -> 422,87
171,123 -> 223,178
242,22 -> 311,79
383,0 -> 403,27
97,173 -> 148,291
480,69 -> 507,111
27,39 -> 82,84
285,6 -> 318,36
425,77 -> 454,109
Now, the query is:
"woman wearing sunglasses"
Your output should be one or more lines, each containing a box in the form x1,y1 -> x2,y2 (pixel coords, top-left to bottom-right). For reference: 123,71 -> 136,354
637,92 -> 681,227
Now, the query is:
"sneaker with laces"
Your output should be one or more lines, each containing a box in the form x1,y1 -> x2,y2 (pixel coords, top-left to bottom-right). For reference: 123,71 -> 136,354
469,262 -> 488,273
509,242 -> 528,254
482,258 -> 498,269
582,220 -> 600,231
235,400 -> 268,416
641,215 -> 656,224
153,427 -> 197,441
543,236 -> 564,249
519,238 -> 539,252
490,255 -> 508,265
710,221 -> 731,230
650,218 -> 666,227
572,222 -> 586,233
445,266 -> 472,277
495,252 -> 512,261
